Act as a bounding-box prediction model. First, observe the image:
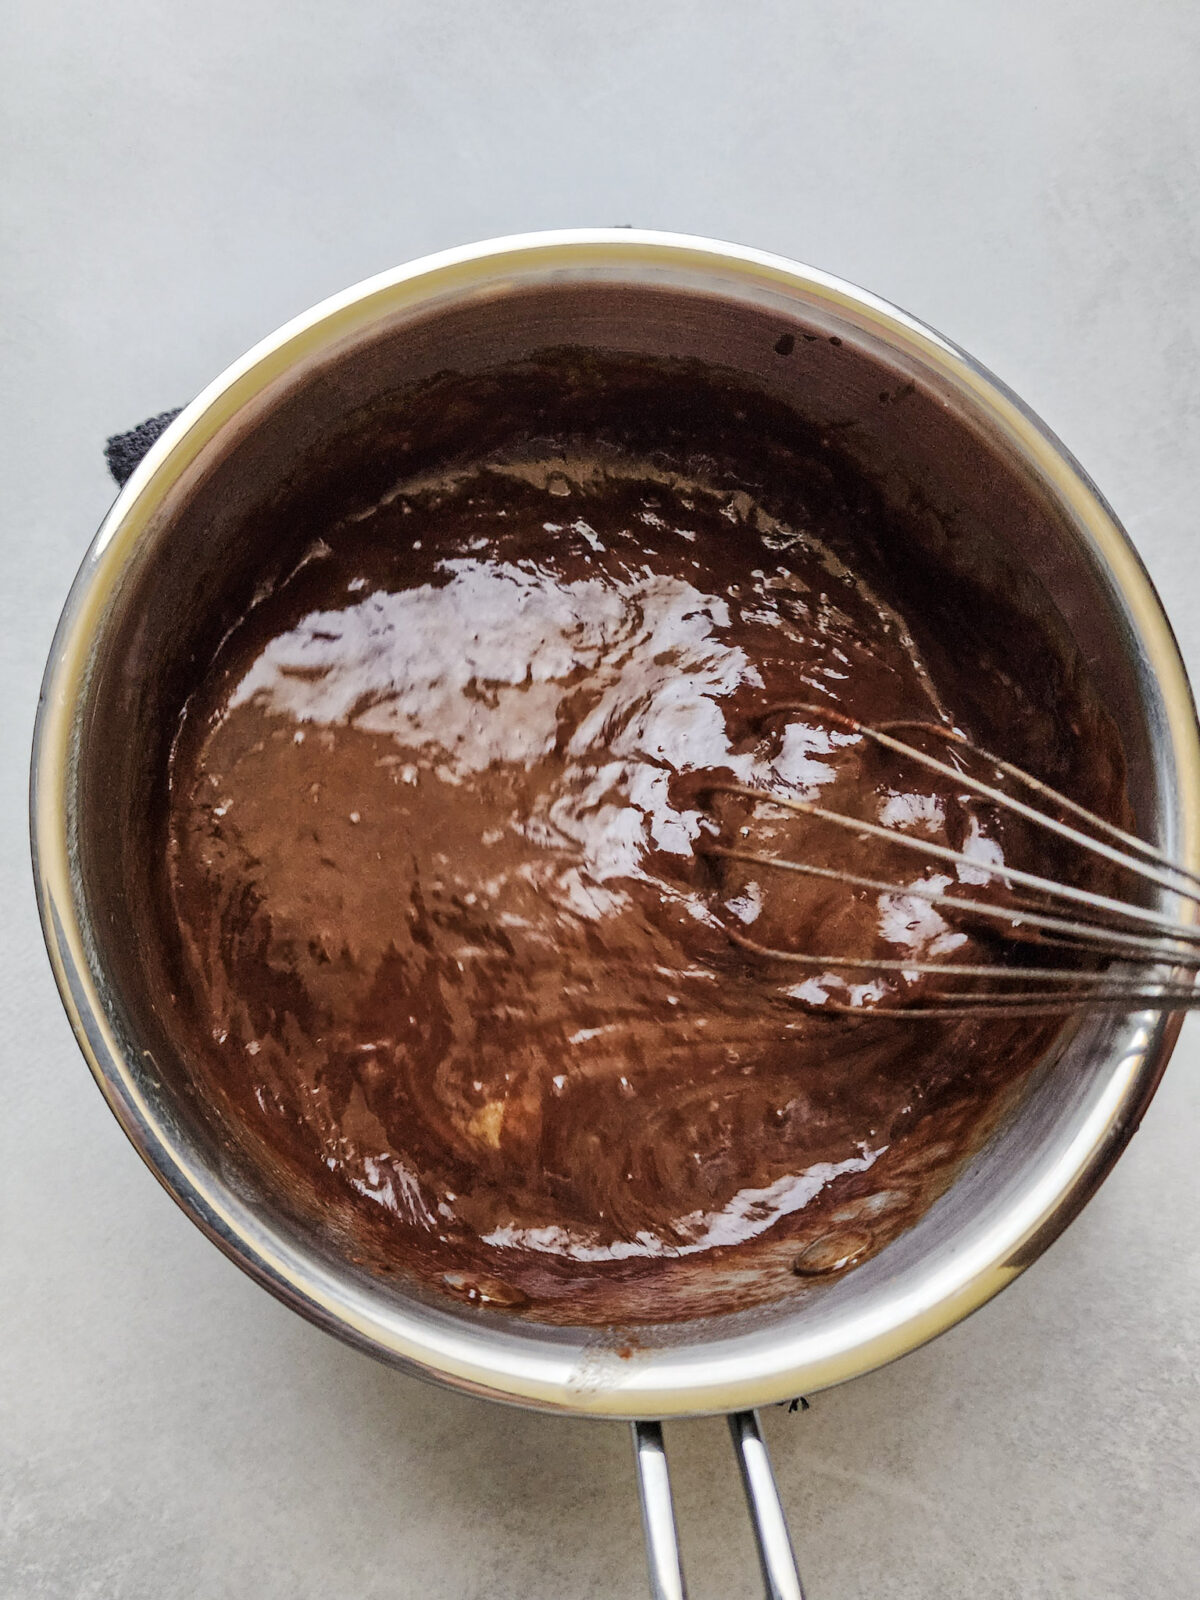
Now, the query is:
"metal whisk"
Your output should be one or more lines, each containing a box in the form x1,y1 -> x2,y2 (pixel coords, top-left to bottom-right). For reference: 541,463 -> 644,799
699,703 -> 1200,1019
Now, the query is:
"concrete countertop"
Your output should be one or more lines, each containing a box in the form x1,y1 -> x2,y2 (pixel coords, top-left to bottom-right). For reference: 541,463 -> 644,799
3,4 -> 1198,1595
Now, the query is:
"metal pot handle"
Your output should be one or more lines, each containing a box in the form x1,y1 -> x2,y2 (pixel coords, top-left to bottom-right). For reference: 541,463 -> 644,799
632,1411 -> 805,1599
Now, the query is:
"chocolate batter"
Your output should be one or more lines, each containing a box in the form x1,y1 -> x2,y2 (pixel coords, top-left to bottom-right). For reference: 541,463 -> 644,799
162,358 -> 1121,1323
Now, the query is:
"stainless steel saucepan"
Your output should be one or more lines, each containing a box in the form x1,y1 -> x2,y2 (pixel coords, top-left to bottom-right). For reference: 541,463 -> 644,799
31,231 -> 1200,1598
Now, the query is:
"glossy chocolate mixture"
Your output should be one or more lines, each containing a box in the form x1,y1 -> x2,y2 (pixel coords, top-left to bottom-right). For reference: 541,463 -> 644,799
163,360 -> 1123,1322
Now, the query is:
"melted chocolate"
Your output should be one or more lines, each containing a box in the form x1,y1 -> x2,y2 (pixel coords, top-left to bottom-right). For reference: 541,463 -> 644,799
161,363 -> 1121,1323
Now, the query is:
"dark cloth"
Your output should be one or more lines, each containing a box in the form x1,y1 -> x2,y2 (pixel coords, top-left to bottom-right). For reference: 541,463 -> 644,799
105,408 -> 183,486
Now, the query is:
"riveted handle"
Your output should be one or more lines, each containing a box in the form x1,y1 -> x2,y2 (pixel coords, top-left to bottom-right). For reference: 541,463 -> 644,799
632,1420 -> 688,1600
630,1410 -> 804,1600
727,1410 -> 805,1599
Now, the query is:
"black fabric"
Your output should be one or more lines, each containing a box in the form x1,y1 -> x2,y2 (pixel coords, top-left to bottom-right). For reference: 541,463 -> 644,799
105,408 -> 183,486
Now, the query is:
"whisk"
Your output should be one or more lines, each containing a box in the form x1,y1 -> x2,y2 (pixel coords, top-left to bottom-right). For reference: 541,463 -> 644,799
699,703 -> 1200,1019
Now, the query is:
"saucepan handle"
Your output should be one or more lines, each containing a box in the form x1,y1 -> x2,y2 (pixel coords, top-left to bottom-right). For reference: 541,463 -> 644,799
631,1410 -> 805,1599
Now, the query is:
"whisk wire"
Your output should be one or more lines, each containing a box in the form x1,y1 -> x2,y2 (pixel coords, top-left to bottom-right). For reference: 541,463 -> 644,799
704,787 -> 1200,947
721,926 -> 1198,988
762,703 -> 1200,906
704,844 -> 1199,966
704,707 -> 1200,1019
874,716 -> 1200,890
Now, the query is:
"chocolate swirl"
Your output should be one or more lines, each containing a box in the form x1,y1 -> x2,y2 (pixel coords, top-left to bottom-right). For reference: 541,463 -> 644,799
164,428 -> 1107,1323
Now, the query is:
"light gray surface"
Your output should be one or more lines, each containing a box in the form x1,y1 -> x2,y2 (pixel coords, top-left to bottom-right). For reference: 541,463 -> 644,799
3,3 -> 1199,1596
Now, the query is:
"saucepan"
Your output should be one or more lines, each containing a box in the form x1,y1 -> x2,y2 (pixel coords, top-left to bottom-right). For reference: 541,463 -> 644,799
31,231 -> 1200,1597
